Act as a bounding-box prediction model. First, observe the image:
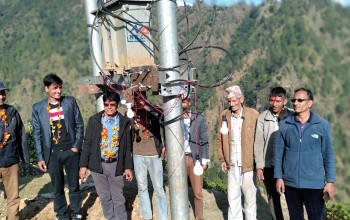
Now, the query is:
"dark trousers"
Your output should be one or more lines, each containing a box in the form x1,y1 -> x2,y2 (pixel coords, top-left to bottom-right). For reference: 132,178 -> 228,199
263,167 -> 284,220
285,186 -> 325,220
48,149 -> 82,218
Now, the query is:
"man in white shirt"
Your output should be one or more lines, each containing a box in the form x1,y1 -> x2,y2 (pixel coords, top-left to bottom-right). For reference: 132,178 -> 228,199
217,85 -> 259,220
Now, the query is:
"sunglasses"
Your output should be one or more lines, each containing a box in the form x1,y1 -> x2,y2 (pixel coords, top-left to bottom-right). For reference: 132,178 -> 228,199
104,102 -> 117,107
291,98 -> 309,103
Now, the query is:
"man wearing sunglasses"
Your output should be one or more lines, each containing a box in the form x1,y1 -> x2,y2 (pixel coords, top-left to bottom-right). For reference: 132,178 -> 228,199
274,88 -> 336,220
254,87 -> 293,220
79,91 -> 133,220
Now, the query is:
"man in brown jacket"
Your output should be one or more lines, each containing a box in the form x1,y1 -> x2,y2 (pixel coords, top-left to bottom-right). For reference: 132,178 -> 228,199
217,85 -> 259,220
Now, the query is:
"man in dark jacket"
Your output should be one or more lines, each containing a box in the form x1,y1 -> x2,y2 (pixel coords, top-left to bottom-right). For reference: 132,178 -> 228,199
79,91 -> 133,220
32,74 -> 84,220
0,80 -> 29,220
274,88 -> 336,220
181,95 -> 210,220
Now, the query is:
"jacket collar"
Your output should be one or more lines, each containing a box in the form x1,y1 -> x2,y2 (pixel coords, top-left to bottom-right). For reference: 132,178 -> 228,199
94,111 -> 128,130
286,111 -> 321,125
264,108 -> 293,121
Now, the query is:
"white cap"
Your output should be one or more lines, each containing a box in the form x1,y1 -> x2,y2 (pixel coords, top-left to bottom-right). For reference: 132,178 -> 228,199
226,85 -> 242,99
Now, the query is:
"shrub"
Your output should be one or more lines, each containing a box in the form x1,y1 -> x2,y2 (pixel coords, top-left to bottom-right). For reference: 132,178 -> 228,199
326,202 -> 350,220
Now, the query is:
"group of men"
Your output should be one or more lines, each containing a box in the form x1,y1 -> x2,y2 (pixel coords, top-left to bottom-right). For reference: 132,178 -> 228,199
0,73 -> 208,220
217,85 -> 335,220
0,72 -> 336,220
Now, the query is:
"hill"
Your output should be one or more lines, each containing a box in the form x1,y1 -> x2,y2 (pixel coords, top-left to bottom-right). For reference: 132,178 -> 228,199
1,0 -> 350,205
192,0 -> 350,203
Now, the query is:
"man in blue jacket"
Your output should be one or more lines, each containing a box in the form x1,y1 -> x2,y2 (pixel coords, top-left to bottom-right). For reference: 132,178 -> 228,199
32,74 -> 84,220
0,80 -> 29,220
274,88 -> 336,220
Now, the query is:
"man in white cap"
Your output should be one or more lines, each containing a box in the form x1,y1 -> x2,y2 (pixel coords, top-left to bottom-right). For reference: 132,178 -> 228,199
217,85 -> 258,220
0,81 -> 29,220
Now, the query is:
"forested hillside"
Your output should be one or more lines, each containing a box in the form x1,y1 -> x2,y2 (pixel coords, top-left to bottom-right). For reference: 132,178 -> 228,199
1,0 -> 350,204
193,0 -> 350,203
0,0 -> 96,121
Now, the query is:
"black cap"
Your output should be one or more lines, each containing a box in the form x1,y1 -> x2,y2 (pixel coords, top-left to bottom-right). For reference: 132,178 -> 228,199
0,81 -> 9,91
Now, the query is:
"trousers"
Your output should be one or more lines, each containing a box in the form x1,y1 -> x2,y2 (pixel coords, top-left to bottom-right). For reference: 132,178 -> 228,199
227,166 -> 256,220
186,156 -> 204,220
0,163 -> 20,220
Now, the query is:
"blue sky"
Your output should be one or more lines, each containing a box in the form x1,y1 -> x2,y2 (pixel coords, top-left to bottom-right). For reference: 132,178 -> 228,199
178,0 -> 350,7
336,0 -> 350,6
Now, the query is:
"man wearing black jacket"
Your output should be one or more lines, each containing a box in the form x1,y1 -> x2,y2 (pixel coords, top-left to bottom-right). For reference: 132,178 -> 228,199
0,81 -> 29,220
181,95 -> 210,220
79,91 -> 133,220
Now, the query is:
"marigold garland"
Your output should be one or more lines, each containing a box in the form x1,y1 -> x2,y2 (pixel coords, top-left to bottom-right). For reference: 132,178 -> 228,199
0,109 -> 10,148
47,102 -> 62,144
100,113 -> 120,159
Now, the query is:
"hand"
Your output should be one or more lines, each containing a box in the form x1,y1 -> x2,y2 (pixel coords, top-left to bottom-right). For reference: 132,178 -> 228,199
143,104 -> 151,112
323,182 -> 335,200
37,161 -> 47,172
276,178 -> 285,196
161,147 -> 166,159
79,167 -> 88,181
123,169 -> 133,182
220,161 -> 228,172
71,148 -> 79,153
202,164 -> 208,171
256,168 -> 264,183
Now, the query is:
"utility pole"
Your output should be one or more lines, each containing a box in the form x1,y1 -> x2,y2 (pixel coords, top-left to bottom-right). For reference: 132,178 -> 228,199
83,0 -> 190,218
157,0 -> 189,219
84,0 -> 104,111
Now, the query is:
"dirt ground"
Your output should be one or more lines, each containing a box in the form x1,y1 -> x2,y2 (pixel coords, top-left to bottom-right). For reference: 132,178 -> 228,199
0,172 -> 291,220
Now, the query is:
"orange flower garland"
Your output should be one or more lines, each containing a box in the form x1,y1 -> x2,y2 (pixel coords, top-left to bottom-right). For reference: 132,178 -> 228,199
100,113 -> 120,159
142,127 -> 149,140
47,102 -> 62,144
0,109 -> 10,148
134,115 -> 149,141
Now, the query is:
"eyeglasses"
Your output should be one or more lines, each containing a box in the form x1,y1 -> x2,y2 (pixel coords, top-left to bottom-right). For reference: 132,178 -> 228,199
291,98 -> 309,103
104,102 -> 117,107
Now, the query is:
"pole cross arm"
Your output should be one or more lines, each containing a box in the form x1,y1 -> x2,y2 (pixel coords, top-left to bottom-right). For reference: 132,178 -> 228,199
78,64 -> 159,94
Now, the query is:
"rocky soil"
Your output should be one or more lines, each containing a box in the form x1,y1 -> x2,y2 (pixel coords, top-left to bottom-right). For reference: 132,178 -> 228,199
0,171 -> 292,220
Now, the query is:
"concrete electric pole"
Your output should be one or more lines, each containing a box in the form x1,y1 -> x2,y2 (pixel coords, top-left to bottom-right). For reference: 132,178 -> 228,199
84,0 -> 104,112
156,0 -> 190,219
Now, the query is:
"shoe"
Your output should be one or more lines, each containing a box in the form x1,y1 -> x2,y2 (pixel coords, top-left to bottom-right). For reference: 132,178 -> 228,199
72,214 -> 83,220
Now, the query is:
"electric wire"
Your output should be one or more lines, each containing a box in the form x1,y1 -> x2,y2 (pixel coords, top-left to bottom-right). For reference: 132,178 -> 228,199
87,1 -> 235,168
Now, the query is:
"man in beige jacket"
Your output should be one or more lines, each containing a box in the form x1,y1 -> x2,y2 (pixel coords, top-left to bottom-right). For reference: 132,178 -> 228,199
254,87 -> 293,220
217,85 -> 259,220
